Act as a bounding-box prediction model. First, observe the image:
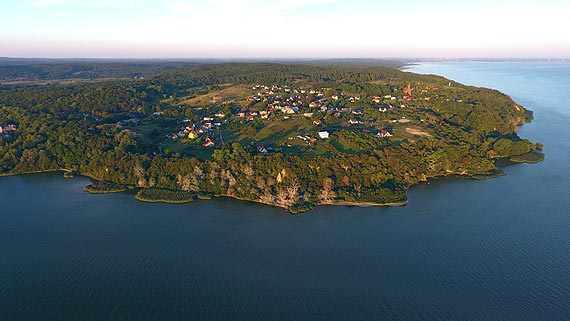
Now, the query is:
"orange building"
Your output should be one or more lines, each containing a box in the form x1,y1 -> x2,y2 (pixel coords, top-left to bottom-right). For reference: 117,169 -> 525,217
404,83 -> 413,96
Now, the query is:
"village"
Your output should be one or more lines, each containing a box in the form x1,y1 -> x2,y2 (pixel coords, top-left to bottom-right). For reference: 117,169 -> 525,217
158,80 -> 445,156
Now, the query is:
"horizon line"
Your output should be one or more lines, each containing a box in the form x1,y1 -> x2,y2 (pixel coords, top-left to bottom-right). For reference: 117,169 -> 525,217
2,56 -> 570,61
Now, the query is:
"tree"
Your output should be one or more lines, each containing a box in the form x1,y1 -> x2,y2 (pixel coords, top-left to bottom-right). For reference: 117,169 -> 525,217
319,177 -> 335,203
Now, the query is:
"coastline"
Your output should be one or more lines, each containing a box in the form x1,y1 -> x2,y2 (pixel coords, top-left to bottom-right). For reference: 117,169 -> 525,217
398,62 -> 420,71
0,166 -> 522,214
218,194 -> 408,211
0,168 -> 73,177
322,200 -> 408,207
218,194 -> 289,210
0,127 -> 543,214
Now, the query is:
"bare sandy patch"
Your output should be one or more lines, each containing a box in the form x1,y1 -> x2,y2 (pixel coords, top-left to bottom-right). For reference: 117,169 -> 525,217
405,127 -> 432,137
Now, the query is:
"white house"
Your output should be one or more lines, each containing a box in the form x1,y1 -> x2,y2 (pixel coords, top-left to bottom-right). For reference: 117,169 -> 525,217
318,131 -> 330,139
377,130 -> 393,138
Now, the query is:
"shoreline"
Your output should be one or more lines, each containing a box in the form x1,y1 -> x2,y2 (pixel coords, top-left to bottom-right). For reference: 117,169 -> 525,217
219,194 -> 408,211
0,156 -> 537,213
322,200 -> 408,208
399,62 -> 420,71
0,169 -> 105,182
0,170 -> 485,212
0,169 -> 73,177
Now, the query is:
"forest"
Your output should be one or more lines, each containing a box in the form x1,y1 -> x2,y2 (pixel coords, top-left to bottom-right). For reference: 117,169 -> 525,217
0,62 -> 542,213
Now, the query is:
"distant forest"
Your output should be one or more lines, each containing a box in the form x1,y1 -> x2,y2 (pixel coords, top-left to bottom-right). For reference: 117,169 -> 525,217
0,58 -> 405,81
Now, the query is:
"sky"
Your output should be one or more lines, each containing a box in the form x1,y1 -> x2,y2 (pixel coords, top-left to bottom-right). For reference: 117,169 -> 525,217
1,0 -> 569,58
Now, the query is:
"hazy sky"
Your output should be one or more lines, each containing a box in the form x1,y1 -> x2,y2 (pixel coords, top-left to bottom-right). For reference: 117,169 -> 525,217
1,0 -> 569,58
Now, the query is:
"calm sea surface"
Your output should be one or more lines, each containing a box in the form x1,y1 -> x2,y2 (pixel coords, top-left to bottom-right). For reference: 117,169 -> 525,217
1,62 -> 570,321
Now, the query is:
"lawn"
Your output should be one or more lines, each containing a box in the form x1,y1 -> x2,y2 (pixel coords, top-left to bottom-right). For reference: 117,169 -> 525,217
181,84 -> 252,106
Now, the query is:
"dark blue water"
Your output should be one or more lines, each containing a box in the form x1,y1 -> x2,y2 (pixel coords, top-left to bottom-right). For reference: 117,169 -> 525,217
2,62 -> 570,321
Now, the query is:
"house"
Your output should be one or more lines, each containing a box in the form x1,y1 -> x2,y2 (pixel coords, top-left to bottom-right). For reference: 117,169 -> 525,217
0,124 -> 16,133
283,107 -> 298,114
348,119 -> 361,124
188,130 -> 197,139
318,131 -> 330,139
309,101 -> 318,108
331,95 -> 339,101
404,83 -> 413,96
352,108 -> 363,115
372,95 -> 382,103
377,130 -> 393,138
215,112 -> 226,118
202,138 -> 214,147
378,104 -> 390,112
257,145 -> 268,154
303,112 -> 314,117
313,119 -> 322,125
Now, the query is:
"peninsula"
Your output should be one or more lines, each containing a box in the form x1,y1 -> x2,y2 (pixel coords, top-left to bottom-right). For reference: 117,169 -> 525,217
0,62 -> 542,213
